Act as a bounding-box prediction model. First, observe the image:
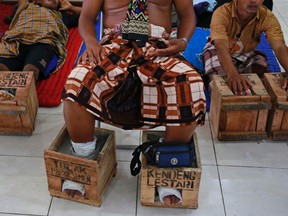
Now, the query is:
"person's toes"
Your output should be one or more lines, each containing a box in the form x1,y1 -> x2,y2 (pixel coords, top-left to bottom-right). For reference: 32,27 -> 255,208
162,195 -> 171,205
64,189 -> 83,198
157,186 -> 182,204
171,195 -> 179,205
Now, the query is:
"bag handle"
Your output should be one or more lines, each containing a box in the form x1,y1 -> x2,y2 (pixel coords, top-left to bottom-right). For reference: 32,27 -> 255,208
130,141 -> 159,176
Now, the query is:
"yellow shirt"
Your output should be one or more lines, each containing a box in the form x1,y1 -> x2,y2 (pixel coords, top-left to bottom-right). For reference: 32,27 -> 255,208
210,0 -> 284,54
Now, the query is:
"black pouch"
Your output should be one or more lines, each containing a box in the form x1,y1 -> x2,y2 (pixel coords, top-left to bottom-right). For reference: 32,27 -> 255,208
130,140 -> 197,176
106,64 -> 142,128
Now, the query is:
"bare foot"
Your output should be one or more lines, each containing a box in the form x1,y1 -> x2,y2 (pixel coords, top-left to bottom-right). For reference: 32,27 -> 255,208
162,195 -> 181,205
157,186 -> 182,204
63,189 -> 83,198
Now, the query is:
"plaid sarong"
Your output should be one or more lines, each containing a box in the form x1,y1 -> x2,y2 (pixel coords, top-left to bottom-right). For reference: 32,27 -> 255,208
202,41 -> 269,84
62,29 -> 206,129
0,3 -> 68,73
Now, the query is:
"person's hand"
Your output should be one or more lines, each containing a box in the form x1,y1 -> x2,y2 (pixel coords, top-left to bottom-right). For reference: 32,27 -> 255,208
149,38 -> 187,57
59,0 -> 71,11
78,43 -> 107,66
281,76 -> 288,90
226,72 -> 253,95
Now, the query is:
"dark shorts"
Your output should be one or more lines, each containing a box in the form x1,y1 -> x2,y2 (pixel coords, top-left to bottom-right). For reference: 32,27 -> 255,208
0,43 -> 58,79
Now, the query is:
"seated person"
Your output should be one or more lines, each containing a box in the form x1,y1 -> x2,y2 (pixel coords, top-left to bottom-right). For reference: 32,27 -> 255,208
197,0 -> 273,28
61,0 -> 206,205
4,0 -> 81,28
0,0 -> 71,81
202,0 -> 288,94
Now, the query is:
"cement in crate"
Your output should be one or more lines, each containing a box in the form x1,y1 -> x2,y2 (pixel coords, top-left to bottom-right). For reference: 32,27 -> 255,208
55,134 -> 109,160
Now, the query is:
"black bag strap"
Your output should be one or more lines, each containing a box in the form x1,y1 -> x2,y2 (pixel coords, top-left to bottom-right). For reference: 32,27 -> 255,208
130,141 -> 159,176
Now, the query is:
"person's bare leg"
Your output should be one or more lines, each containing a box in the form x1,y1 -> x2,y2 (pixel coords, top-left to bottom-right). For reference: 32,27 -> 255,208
23,64 -> 40,82
0,63 -> 9,71
165,122 -> 197,143
63,100 -> 95,142
161,122 -> 197,205
62,100 -> 96,197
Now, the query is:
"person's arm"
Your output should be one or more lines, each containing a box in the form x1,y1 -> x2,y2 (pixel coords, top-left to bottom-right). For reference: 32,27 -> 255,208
19,0 -> 29,5
174,0 -> 196,43
213,39 -> 252,94
78,0 -> 105,64
59,0 -> 81,14
151,0 -> 195,57
269,39 -> 288,88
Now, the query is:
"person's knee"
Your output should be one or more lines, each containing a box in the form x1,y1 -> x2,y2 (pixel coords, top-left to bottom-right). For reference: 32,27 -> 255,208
0,63 -> 10,71
23,64 -> 40,81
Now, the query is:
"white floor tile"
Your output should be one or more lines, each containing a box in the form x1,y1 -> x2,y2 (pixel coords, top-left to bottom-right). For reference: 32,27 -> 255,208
48,162 -> 137,216
0,156 -> 51,215
219,166 -> 288,216
0,114 -> 64,157
101,123 -> 141,146
215,141 -> 288,168
38,103 -> 63,115
0,214 -> 24,216
195,121 -> 216,165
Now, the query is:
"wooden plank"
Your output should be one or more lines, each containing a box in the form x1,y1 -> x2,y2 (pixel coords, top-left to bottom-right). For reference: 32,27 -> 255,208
263,73 -> 288,140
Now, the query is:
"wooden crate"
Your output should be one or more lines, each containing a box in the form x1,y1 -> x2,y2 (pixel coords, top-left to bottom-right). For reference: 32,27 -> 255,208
210,73 -> 271,141
263,72 -> 288,140
0,71 -> 38,135
140,131 -> 201,208
44,126 -> 117,207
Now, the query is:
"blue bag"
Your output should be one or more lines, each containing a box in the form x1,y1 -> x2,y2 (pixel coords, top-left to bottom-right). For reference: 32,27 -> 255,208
155,144 -> 193,167
130,140 -> 197,176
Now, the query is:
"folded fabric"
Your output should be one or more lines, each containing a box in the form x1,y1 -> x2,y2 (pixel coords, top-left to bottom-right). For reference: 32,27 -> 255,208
193,0 -> 217,12
194,1 -> 210,15
62,180 -> 85,196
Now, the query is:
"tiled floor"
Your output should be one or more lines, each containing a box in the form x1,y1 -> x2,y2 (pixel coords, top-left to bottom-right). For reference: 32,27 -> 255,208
1,1 -> 288,216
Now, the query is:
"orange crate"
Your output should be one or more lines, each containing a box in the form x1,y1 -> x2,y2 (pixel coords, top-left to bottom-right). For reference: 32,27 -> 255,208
0,71 -> 38,135
140,130 -> 201,208
210,73 -> 271,141
44,126 -> 117,206
263,72 -> 288,140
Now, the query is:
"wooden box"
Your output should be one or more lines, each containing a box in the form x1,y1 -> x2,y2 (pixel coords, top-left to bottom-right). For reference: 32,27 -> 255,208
140,131 -> 201,208
0,71 -> 38,135
210,73 -> 271,141
263,72 -> 288,140
44,126 -> 117,206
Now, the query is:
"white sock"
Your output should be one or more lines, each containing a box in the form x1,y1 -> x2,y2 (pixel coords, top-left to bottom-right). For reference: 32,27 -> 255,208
62,138 -> 97,195
62,180 -> 85,196
157,186 -> 182,204
71,137 -> 97,157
